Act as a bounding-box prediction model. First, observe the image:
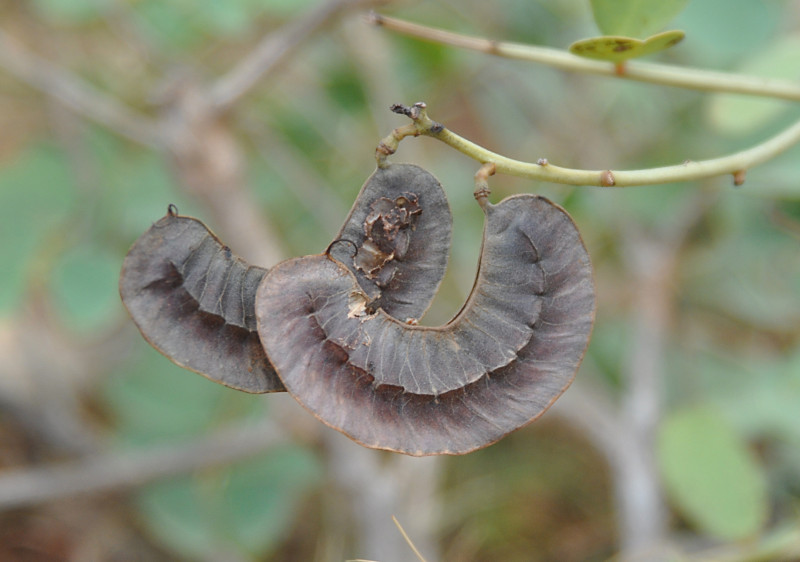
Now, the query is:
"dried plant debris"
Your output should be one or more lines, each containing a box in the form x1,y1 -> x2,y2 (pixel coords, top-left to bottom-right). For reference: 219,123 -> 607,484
328,164 -> 451,322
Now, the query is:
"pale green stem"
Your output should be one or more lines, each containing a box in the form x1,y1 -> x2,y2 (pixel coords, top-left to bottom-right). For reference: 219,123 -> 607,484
384,103 -> 800,187
370,14 -> 800,102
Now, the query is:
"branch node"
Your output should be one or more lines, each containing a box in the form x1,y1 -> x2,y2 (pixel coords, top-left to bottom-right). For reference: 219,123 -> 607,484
376,141 -> 395,156
600,170 -> 616,187
366,10 -> 383,26
390,101 -> 427,121
474,162 -> 496,209
537,158 -> 549,166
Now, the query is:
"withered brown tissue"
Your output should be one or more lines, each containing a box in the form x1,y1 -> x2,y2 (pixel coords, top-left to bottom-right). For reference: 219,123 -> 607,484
119,163 -> 452,394
256,194 -> 595,456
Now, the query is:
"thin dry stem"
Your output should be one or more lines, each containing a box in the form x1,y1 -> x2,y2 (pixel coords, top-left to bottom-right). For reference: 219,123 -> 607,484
392,516 -> 428,562
209,0 -> 386,112
370,14 -> 800,102
0,29 -> 161,147
0,419 -> 284,511
386,102 -> 800,188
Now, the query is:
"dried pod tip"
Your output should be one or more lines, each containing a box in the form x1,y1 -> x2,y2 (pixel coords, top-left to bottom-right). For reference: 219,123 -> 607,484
326,238 -> 359,257
390,102 -> 427,120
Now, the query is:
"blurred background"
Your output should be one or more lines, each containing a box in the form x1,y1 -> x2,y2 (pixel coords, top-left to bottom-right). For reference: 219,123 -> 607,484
1,0 -> 800,560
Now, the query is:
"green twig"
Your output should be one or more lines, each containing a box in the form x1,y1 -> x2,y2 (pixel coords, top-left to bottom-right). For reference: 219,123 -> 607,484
379,102 -> 800,188
369,13 -> 800,102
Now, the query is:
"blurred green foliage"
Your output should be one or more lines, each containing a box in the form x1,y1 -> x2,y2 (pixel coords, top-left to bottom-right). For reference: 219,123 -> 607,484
590,0 -> 689,37
136,446 -> 321,560
658,406 -> 768,539
2,0 -> 800,560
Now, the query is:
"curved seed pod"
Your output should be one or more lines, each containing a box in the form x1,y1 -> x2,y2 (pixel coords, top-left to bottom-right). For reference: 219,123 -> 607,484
329,163 -> 452,321
119,163 -> 452,393
255,194 -> 595,455
119,207 -> 281,392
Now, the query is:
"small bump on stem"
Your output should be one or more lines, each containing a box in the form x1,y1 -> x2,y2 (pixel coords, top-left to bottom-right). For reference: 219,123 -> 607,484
600,170 -> 616,187
474,162 -> 496,209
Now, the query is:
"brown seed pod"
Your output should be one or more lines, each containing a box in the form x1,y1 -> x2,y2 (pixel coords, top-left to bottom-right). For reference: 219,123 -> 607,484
118,207 -> 279,392
119,164 -> 452,393
255,194 -> 595,455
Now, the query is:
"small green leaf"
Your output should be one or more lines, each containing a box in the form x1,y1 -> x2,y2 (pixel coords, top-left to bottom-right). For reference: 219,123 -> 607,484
658,406 -> 768,540
569,30 -> 684,63
590,0 -> 690,38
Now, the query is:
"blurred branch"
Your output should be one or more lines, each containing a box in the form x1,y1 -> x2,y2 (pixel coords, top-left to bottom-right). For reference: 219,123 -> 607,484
370,14 -> 800,102
612,192 -> 716,559
0,29 -> 162,148
382,102 -> 800,188
615,234 -> 674,558
208,0 -> 387,113
326,435 -> 441,562
552,379 -> 629,465
0,418 -> 285,511
239,114 -> 349,236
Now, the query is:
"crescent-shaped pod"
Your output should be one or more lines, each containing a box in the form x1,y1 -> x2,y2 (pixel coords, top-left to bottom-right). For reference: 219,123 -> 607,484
255,194 -> 595,455
119,163 -> 452,393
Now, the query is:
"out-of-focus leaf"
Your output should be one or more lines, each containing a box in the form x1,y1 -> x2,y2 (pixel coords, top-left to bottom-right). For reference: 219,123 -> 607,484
658,406 -> 768,540
222,447 -> 322,553
130,1 -> 206,51
256,0 -> 318,17
195,0 -> 252,36
136,446 -> 321,560
672,0 -> 780,66
325,63 -> 368,114
31,0 -> 113,25
49,243 -> 121,334
701,349 -> 800,445
682,193 -> 800,331
0,144 -> 76,313
130,0 -> 315,49
569,30 -> 684,63
589,0 -> 690,37
708,36 -> 800,136
104,343 -> 230,445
